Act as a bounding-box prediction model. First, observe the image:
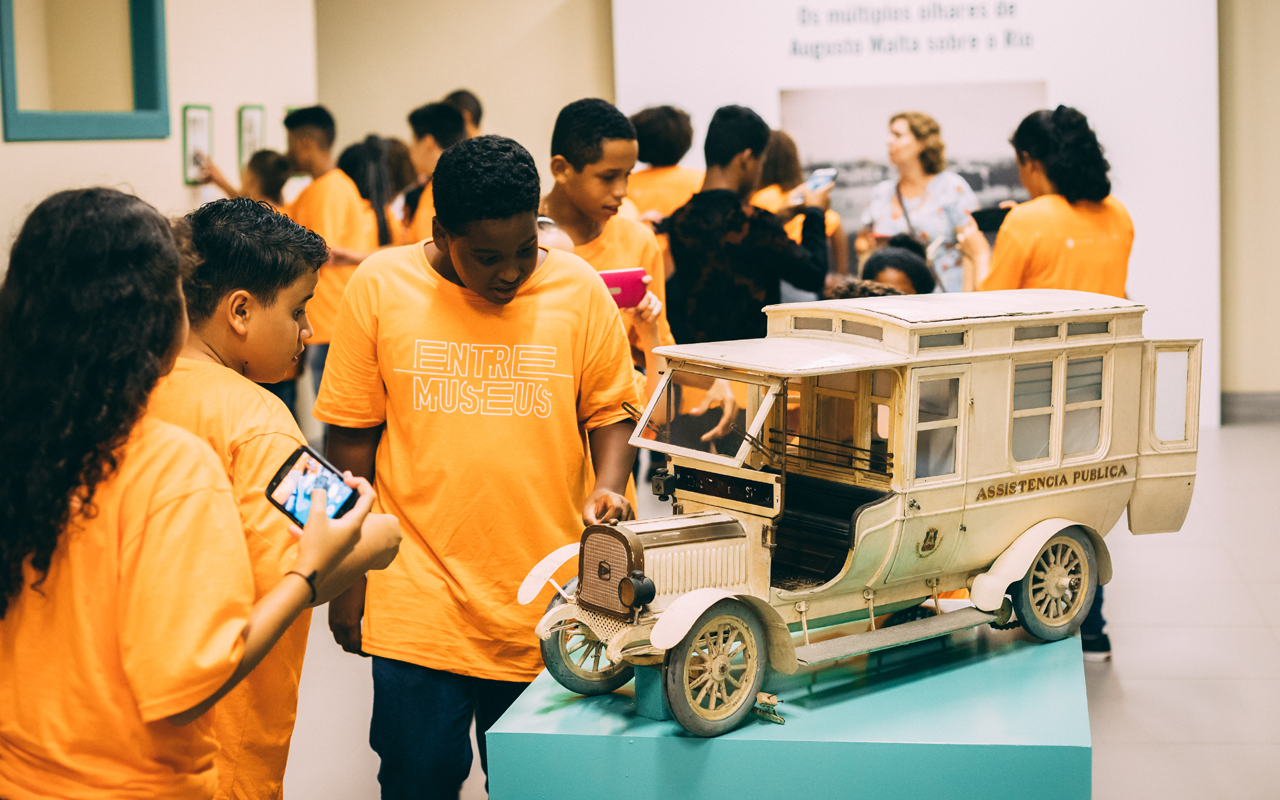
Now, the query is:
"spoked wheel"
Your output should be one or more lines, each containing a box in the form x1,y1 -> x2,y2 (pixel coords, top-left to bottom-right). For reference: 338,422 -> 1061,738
1010,528 -> 1098,642
540,578 -> 633,695
664,599 -> 766,737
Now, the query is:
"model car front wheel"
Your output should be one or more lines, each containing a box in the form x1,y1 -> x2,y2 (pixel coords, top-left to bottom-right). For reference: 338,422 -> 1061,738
1010,528 -> 1098,642
664,599 -> 766,737
541,578 -> 634,696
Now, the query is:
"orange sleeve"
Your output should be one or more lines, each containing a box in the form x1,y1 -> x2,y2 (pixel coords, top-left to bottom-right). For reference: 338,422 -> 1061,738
825,209 -> 842,238
579,277 -> 642,431
312,264 -> 386,428
117,457 -> 253,722
980,219 -> 1031,291
290,182 -> 338,244
638,228 -> 676,348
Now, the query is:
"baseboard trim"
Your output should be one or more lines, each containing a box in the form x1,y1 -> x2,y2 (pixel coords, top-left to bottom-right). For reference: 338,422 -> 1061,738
1222,392 -> 1280,424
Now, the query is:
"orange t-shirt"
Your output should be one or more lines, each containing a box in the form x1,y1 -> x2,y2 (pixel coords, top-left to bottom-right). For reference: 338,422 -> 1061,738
148,359 -> 311,800
313,243 -> 638,681
0,416 -> 253,800
750,184 -> 842,242
402,181 -> 435,245
289,169 -> 379,344
980,194 -> 1133,298
574,215 -> 676,373
628,165 -> 704,218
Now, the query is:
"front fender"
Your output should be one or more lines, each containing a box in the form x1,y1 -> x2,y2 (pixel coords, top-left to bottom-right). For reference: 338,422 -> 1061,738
534,602 -> 578,641
517,543 -> 580,606
970,518 -> 1112,611
650,589 -> 798,676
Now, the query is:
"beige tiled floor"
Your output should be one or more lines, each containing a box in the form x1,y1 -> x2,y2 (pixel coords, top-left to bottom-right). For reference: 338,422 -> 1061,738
283,425 -> 1280,798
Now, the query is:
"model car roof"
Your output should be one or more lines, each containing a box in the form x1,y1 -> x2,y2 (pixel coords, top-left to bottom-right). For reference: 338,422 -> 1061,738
654,290 -> 1146,377
770,289 -> 1144,325
655,337 -> 900,377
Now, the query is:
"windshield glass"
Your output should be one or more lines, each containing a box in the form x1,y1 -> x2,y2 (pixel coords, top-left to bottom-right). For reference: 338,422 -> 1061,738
634,370 -> 777,466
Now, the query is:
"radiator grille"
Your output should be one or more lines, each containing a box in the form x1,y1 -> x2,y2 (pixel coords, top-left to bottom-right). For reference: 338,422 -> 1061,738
648,543 -> 749,596
580,533 -> 629,615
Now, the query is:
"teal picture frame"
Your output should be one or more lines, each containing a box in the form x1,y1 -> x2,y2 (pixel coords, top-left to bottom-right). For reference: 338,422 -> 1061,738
237,104 -> 264,170
182,104 -> 211,186
0,0 -> 169,141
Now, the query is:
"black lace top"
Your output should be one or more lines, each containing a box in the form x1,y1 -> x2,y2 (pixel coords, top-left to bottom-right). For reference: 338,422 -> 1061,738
663,190 -> 828,344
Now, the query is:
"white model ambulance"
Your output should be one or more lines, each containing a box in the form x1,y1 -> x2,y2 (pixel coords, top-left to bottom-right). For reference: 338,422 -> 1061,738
519,290 -> 1201,737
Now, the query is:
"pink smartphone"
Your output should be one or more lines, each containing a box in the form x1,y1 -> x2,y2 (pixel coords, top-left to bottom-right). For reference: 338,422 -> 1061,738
599,268 -> 648,308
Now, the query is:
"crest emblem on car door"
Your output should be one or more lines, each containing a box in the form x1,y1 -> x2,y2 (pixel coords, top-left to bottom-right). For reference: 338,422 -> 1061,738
916,528 -> 940,557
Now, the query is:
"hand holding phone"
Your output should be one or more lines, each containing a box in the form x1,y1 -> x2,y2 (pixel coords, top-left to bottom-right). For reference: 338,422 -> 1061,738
803,167 -> 838,193
599,268 -> 649,308
268,446 -> 360,526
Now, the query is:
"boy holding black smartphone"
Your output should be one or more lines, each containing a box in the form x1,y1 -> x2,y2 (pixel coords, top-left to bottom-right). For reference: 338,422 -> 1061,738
149,199 -> 401,800
316,136 -> 638,797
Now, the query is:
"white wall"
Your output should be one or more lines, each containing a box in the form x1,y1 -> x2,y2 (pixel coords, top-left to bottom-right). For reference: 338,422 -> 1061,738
613,0 -> 1222,425
315,0 -> 615,185
0,0 -> 318,272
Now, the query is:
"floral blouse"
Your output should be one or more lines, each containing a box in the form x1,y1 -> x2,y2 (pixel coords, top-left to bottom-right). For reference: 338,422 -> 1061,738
860,171 -> 979,293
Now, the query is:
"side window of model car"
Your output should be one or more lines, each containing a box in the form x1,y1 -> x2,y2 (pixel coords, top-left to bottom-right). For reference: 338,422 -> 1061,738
915,376 -> 960,479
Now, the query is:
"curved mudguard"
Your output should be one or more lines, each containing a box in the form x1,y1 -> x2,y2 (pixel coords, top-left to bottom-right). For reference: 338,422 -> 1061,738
517,543 -> 579,606
650,588 -> 799,675
970,518 -> 1112,612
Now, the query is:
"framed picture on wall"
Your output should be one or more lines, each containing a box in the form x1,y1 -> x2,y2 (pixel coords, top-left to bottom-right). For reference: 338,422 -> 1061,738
238,105 -> 265,170
182,104 -> 212,186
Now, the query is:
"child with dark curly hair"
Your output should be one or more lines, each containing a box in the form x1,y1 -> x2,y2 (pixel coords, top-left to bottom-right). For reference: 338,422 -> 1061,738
0,188 -> 375,799
314,136 -> 639,796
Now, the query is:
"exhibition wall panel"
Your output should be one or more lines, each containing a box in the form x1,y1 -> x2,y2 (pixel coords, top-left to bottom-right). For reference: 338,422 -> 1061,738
315,0 -> 615,186
613,0 -> 1221,425
1219,0 -> 1280,405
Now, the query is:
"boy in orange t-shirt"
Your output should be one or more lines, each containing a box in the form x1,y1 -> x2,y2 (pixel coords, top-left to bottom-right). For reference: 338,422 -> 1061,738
402,102 -> 468,245
541,98 -> 674,401
150,199 -> 401,800
284,106 -> 378,395
627,105 -> 705,220
316,136 -> 638,795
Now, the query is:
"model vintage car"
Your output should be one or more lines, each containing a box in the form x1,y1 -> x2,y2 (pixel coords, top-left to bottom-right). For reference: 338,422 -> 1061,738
518,290 -> 1202,737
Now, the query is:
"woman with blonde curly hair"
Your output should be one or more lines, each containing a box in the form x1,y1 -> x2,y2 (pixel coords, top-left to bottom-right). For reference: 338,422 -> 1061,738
856,111 -> 988,292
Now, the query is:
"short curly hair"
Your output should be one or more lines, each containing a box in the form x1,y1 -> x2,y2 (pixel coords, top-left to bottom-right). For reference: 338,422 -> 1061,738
551,98 -> 636,172
890,111 -> 946,175
434,135 -> 541,234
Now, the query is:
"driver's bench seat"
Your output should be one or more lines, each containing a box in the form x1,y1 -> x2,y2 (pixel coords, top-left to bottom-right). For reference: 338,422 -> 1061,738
770,473 -> 889,590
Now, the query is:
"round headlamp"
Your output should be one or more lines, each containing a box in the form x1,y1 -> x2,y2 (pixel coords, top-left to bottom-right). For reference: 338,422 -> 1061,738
618,570 -> 656,608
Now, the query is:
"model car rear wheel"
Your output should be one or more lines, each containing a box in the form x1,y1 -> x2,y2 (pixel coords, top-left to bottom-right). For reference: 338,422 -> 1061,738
664,599 -> 766,737
541,578 -> 634,696
1010,528 -> 1098,642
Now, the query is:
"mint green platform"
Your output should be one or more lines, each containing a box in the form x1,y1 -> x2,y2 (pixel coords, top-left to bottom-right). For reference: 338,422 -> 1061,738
487,626 -> 1090,799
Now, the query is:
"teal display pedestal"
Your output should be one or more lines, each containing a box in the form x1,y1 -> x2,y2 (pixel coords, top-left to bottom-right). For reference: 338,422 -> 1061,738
488,625 -> 1090,799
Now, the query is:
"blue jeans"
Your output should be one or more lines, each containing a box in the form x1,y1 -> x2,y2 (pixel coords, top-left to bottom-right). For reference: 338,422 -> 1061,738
307,343 -> 330,396
370,657 -> 529,800
1081,585 -> 1106,636
307,343 -> 330,449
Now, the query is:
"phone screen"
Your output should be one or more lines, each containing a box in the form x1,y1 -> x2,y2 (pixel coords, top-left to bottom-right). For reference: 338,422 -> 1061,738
804,168 -> 838,193
271,450 -> 354,524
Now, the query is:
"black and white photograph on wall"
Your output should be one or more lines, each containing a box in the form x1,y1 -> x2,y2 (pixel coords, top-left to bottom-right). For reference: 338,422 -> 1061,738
779,81 -> 1047,228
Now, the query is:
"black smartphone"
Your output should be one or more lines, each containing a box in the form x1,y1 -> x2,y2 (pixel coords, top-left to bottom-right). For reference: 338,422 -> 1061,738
266,445 -> 358,527
971,206 -> 1011,233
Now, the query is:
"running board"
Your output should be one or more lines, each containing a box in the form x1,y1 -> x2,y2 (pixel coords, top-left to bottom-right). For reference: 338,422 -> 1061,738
794,607 -> 998,666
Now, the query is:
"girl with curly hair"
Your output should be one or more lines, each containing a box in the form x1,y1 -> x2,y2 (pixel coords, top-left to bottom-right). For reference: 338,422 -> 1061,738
0,187 -> 374,798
